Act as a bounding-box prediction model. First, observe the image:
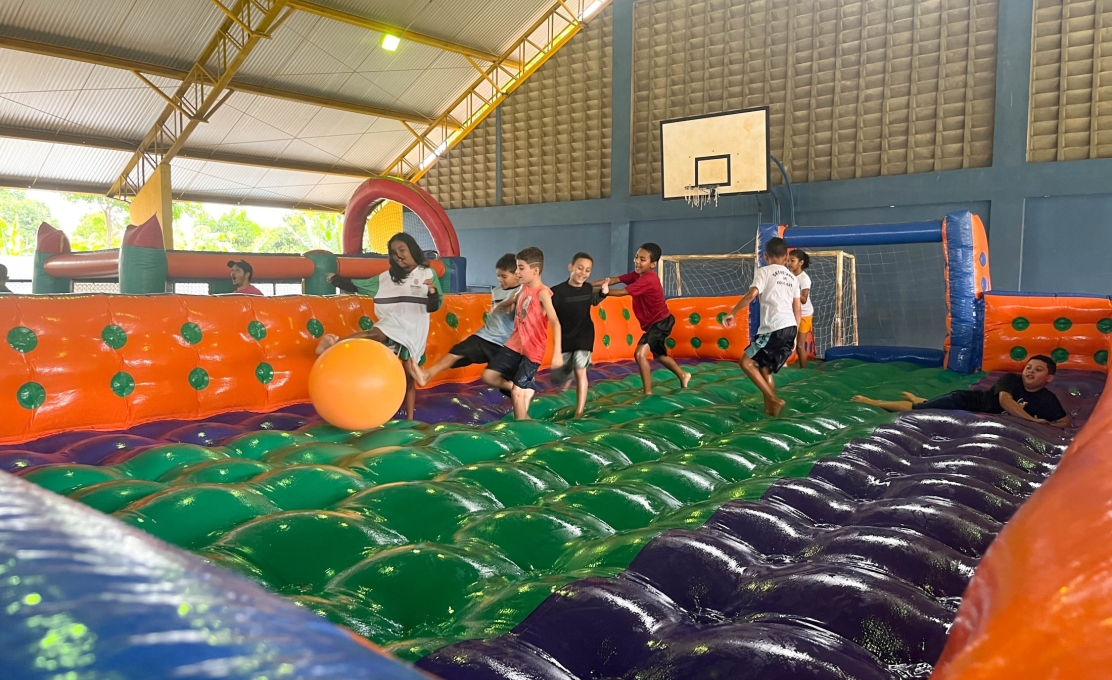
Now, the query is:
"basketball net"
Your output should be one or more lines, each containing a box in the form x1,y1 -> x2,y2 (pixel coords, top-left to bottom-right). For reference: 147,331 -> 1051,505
683,185 -> 718,209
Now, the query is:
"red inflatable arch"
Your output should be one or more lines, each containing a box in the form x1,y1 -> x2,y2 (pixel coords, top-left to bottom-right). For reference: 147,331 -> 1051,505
342,178 -> 460,257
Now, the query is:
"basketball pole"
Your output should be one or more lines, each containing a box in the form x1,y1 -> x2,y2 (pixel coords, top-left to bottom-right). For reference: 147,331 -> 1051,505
769,154 -> 796,228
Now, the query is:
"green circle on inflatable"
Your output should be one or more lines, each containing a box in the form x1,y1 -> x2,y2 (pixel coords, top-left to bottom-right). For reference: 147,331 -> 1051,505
359,316 -> 374,331
626,334 -> 634,346
1053,317 -> 1073,332
602,334 -> 610,347
689,313 -> 701,326
1010,346 -> 1028,361
1095,350 -> 1109,366
445,313 -> 459,328
598,309 -> 607,321
7,327 -> 37,353
419,354 -> 427,367
1011,317 -> 1029,331
181,322 -> 202,345
17,382 -> 45,410
690,337 -> 702,349
665,337 -> 676,349
307,319 -> 324,338
622,309 -> 631,321
110,371 -> 135,398
247,321 -> 267,341
717,337 -> 729,350
716,312 -> 726,324
102,324 -> 127,350
189,367 -> 210,391
1097,318 -> 1112,334
1051,347 -> 1069,363
256,362 -> 274,384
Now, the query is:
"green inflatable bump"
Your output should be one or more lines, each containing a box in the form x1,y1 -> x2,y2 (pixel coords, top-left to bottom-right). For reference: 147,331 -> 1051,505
620,416 -> 712,450
297,422 -> 366,443
651,499 -> 728,530
110,371 -> 135,398
760,458 -> 818,479
1051,347 -> 1069,363
1053,317 -> 1073,331
162,458 -> 273,485
570,430 -> 678,464
1098,318 -> 1112,334
1009,346 -> 1028,361
211,510 -> 407,594
16,382 -> 45,410
445,312 -> 459,328
455,506 -> 614,572
622,308 -> 631,320
690,337 -> 702,349
223,430 -> 307,459
753,419 -> 830,445
337,481 -> 500,543
712,431 -> 797,462
69,479 -> 167,514
717,338 -> 730,350
669,409 -> 741,436
628,394 -> 690,415
664,447 -> 773,483
510,442 -> 632,487
688,312 -> 701,325
307,318 -> 324,338
348,428 -> 431,451
248,320 -> 267,340
101,324 -> 127,349
1096,350 -> 1109,366
589,380 -> 629,397
697,382 -> 757,402
626,334 -> 634,346
255,362 -> 274,385
119,443 -> 229,481
426,431 -> 517,464
484,420 -> 571,449
599,461 -> 725,503
341,446 -> 462,485
115,485 -> 281,549
197,547 -> 269,587
709,476 -> 779,503
665,391 -> 724,408
558,418 -> 612,435
261,442 -> 362,466
586,406 -> 656,425
1011,317 -> 1029,331
387,638 -> 458,663
439,462 -> 569,507
358,316 -> 375,331
180,322 -> 203,345
20,464 -> 125,496
291,593 -> 403,643
188,367 -> 209,390
325,542 -> 523,635
554,527 -> 667,574
453,574 -> 577,640
248,464 -> 368,511
525,393 -> 571,420
543,483 -> 682,531
7,326 -> 37,353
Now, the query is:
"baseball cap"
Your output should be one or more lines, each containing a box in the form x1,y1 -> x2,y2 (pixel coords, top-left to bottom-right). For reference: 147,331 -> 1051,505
227,260 -> 253,277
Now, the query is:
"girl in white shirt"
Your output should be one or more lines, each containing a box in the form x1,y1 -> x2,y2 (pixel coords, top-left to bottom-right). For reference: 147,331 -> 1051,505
787,249 -> 814,368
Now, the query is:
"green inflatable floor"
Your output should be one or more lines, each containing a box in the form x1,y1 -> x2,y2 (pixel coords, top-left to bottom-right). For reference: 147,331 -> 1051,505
21,359 -> 979,660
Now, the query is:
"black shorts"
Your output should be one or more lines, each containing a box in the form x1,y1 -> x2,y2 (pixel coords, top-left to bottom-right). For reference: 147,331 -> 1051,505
487,346 -> 540,391
912,391 -> 970,411
638,314 -> 676,359
448,335 -> 502,368
745,326 -> 797,373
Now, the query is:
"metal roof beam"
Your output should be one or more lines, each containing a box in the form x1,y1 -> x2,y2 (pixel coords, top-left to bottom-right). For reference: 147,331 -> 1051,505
0,34 -> 441,127
0,126 -> 373,178
287,0 -> 520,69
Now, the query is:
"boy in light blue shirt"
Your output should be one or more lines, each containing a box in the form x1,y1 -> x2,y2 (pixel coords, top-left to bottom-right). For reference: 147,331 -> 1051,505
415,253 -> 521,386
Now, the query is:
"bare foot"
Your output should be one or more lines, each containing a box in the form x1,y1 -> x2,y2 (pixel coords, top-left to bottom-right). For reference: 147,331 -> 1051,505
769,398 -> 786,417
409,358 -> 429,387
900,392 -> 926,404
679,371 -> 691,389
315,333 -> 339,355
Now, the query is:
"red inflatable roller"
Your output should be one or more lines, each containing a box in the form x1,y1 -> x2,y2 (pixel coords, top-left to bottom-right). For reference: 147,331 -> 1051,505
166,252 -> 315,280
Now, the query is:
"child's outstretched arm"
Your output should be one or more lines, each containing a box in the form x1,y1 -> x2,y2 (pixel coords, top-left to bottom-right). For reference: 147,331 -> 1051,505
539,289 -> 564,368
723,287 -> 758,327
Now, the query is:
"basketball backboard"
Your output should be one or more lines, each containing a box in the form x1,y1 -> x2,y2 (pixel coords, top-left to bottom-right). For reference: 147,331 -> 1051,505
660,107 -> 770,205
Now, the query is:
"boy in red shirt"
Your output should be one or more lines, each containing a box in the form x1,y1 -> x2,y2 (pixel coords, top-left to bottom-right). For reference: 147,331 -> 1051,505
484,247 -> 564,420
595,242 -> 690,396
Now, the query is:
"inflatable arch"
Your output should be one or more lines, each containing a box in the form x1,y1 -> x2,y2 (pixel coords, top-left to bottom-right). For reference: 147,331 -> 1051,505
342,178 -> 461,257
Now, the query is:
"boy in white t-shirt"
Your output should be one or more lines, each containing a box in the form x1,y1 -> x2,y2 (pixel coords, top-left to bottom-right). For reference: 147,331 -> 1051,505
723,237 -> 801,416
787,249 -> 814,368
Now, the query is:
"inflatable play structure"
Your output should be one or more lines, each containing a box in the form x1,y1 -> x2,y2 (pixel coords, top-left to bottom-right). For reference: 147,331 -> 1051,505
3,201 -> 1112,679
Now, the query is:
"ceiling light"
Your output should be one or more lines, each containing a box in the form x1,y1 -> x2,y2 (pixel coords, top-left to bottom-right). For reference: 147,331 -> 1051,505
381,34 -> 401,51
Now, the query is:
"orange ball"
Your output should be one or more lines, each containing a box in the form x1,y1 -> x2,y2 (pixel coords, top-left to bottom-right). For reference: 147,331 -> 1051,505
308,339 -> 406,430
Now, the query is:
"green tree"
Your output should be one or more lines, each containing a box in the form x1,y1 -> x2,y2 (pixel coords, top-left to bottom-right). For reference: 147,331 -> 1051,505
0,189 -> 54,254
254,211 -> 342,253
172,202 -> 235,252
65,194 -> 128,251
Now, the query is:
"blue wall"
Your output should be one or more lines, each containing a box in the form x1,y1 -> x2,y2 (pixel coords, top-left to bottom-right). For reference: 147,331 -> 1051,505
447,0 -> 1112,297
459,223 -> 611,288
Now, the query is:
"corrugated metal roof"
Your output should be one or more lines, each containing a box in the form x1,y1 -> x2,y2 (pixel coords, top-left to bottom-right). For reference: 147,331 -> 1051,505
0,137 -> 128,186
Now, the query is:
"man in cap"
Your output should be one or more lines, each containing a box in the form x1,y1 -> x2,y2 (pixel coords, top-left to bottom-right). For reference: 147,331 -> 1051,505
227,259 -> 263,296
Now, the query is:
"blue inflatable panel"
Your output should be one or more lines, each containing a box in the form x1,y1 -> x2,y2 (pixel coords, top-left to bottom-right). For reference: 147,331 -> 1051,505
943,211 -> 978,374
0,471 -> 426,680
782,221 -> 943,247
824,345 -> 945,367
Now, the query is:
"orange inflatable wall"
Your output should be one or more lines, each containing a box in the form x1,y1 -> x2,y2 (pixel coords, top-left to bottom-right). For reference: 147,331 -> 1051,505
932,335 -> 1112,679
0,294 -> 748,444
982,292 -> 1111,373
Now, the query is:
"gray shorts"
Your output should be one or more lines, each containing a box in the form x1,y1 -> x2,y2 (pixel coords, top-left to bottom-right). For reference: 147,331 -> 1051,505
549,350 -> 592,384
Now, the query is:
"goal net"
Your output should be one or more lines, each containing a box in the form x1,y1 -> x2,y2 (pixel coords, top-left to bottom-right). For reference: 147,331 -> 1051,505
661,251 -> 858,357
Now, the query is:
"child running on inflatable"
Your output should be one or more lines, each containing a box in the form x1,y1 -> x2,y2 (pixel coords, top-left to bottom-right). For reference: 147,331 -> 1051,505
594,243 -> 690,396
723,237 -> 801,416
851,354 -> 1071,428
484,247 -> 564,420
787,249 -> 814,368
413,253 -> 521,387
550,252 -> 608,417
317,232 -> 442,420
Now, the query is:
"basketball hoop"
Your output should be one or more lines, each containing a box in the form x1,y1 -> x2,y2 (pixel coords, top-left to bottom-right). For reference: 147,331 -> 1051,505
683,185 -> 718,210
